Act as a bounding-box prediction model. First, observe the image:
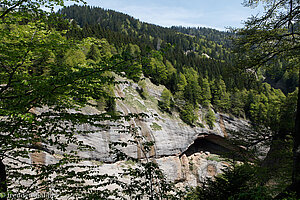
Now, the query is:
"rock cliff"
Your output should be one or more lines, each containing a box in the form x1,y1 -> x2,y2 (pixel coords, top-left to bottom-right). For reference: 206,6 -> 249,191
30,76 -> 251,188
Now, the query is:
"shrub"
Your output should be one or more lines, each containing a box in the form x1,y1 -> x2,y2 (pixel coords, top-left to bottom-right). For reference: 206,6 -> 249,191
185,164 -> 272,200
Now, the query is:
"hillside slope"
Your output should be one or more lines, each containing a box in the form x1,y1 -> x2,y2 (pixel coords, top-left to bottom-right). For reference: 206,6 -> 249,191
59,5 -> 298,94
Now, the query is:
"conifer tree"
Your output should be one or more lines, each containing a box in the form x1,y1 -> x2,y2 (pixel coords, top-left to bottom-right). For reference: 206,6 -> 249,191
180,103 -> 197,125
206,108 -> 216,129
199,77 -> 212,107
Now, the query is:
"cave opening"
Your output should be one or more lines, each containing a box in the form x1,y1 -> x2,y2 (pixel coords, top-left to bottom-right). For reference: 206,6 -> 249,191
181,134 -> 247,161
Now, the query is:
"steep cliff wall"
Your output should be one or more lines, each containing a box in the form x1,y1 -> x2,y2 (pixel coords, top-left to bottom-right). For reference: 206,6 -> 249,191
113,77 -> 250,187
31,76 -> 251,188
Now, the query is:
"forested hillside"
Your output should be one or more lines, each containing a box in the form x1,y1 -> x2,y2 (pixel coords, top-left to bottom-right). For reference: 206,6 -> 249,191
58,5 -> 297,129
59,5 -> 298,94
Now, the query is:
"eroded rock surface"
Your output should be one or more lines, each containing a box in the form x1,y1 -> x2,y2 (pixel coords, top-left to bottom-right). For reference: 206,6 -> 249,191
30,76 -> 251,187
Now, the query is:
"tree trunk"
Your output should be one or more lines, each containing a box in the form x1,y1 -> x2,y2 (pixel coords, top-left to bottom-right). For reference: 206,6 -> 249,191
0,159 -> 7,200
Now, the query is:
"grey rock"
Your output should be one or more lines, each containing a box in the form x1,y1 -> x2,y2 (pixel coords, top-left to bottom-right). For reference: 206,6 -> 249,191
29,76 -> 252,188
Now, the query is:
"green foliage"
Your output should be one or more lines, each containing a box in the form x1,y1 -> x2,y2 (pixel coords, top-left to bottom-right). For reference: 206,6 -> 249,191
86,44 -> 101,61
0,2 -> 181,199
105,97 -> 116,113
126,61 -> 143,82
180,103 -> 198,125
229,89 -> 247,118
150,122 -> 162,131
174,72 -> 187,102
199,77 -> 212,107
184,67 -> 201,106
148,56 -> 168,85
211,77 -> 230,112
120,44 -> 143,82
243,83 -> 287,130
1,1 -> 298,199
58,5 -> 295,128
185,164 -> 272,200
124,43 -> 141,57
60,5 -> 256,95
205,108 -> 216,129
0,19 -> 117,198
264,61 -> 299,94
64,48 -> 86,66
206,155 -> 222,162
137,79 -> 149,99
280,88 -> 298,132
177,72 -> 187,92
159,88 -> 173,112
234,0 -> 300,197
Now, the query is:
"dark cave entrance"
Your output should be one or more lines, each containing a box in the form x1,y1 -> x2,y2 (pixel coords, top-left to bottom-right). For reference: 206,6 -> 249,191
181,134 -> 248,161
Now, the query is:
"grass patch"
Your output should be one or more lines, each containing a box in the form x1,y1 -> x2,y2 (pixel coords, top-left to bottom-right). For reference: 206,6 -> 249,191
207,155 -> 222,162
125,159 -> 136,166
91,160 -> 104,166
124,93 -> 147,112
150,122 -> 162,131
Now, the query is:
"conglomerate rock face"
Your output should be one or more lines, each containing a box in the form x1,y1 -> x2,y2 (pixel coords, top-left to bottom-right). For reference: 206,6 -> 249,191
37,77 -> 251,187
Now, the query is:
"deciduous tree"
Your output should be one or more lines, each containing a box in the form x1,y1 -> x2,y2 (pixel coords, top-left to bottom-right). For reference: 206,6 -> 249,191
0,1 -> 178,199
234,0 -> 300,196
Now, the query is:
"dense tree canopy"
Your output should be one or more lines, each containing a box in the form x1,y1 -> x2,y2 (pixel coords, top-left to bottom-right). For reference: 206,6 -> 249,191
234,0 -> 299,197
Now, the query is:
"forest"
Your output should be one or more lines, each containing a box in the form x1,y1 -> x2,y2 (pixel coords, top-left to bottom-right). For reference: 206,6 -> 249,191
0,0 -> 299,199
59,5 -> 298,131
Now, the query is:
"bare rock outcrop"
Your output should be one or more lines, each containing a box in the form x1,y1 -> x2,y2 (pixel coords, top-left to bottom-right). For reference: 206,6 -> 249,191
27,76 -> 251,188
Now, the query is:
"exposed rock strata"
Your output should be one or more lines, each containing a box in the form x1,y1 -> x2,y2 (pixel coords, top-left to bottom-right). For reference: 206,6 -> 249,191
27,77 -> 251,187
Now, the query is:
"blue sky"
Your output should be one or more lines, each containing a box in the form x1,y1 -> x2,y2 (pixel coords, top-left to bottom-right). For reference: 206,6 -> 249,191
65,0 -> 264,30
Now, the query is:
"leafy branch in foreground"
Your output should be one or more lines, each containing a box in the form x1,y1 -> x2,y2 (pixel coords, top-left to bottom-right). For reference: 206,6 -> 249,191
233,0 -> 299,198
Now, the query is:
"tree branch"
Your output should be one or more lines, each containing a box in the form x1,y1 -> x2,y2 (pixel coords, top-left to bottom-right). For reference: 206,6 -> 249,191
0,0 -> 26,19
